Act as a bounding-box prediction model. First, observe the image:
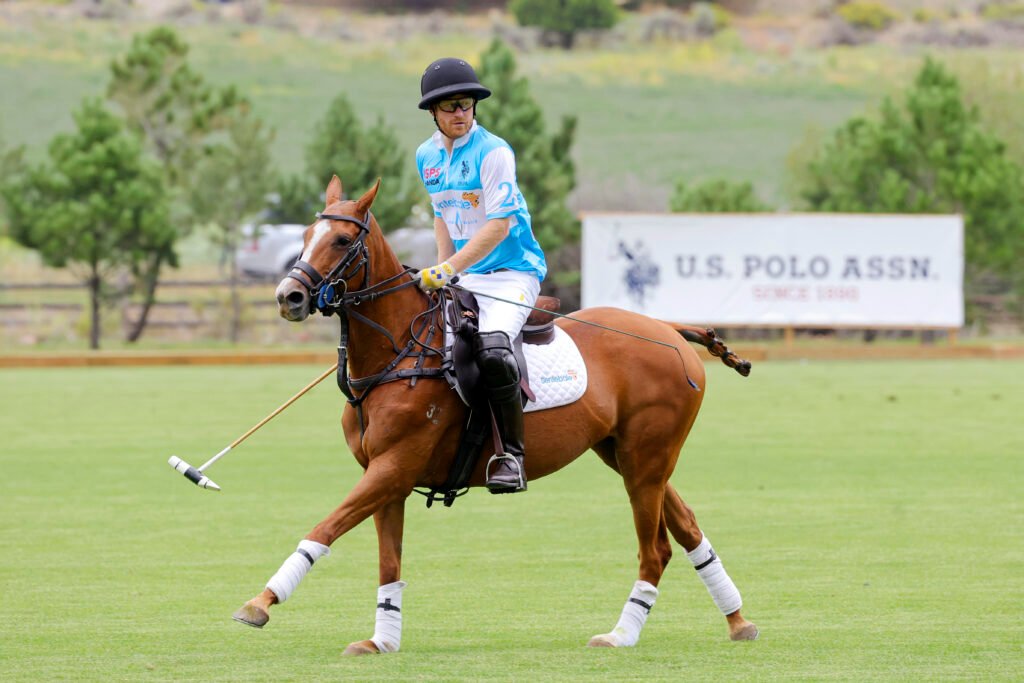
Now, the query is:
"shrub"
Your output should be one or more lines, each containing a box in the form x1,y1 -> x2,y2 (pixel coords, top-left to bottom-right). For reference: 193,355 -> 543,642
670,178 -> 770,212
912,7 -> 942,23
837,1 -> 901,31
982,2 -> 1024,22
510,0 -> 619,49
692,2 -> 732,36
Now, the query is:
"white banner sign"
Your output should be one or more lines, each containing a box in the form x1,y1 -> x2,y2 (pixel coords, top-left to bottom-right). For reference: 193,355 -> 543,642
582,213 -> 963,327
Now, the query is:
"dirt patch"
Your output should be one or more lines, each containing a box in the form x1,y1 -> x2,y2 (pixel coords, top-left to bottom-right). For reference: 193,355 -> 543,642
3,343 -> 1022,368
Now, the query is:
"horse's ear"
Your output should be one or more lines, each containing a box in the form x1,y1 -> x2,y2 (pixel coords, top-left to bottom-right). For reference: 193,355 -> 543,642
325,175 -> 343,207
355,178 -> 381,215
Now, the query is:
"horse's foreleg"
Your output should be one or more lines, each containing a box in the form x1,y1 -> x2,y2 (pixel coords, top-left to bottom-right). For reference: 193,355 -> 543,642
342,498 -> 407,656
663,483 -> 758,641
588,467 -> 672,648
233,455 -> 417,630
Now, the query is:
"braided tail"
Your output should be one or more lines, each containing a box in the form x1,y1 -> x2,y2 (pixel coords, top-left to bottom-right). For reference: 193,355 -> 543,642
674,325 -> 752,377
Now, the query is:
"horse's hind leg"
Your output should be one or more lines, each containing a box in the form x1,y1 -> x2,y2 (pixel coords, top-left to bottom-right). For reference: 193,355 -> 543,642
592,441 -> 758,642
342,498 -> 407,656
588,436 -> 673,648
663,484 -> 758,641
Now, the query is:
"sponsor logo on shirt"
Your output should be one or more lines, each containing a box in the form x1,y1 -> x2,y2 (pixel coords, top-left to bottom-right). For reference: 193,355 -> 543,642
459,160 -> 471,181
461,192 -> 480,208
437,197 -> 473,210
423,166 -> 442,187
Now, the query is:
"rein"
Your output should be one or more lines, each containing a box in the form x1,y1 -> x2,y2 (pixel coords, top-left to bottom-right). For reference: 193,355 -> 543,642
451,284 -> 702,391
283,209 -> 449,431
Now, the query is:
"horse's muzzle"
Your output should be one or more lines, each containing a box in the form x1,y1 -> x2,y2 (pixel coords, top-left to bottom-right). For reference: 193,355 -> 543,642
275,278 -> 311,322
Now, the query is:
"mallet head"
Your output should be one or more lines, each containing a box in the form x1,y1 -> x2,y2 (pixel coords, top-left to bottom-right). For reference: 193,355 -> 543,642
168,456 -> 221,492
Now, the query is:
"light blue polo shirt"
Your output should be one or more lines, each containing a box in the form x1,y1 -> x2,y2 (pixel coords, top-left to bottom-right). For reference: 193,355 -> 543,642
416,121 -> 546,280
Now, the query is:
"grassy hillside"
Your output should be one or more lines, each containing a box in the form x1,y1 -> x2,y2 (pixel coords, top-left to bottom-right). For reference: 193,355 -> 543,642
2,9 -> 1022,217
0,12 -> 882,211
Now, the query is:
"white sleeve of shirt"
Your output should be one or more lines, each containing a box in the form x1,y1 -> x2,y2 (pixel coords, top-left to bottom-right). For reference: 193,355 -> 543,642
480,146 -> 520,219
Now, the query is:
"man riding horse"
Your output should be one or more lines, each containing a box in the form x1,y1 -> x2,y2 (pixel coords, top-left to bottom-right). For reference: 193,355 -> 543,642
231,58 -> 759,652
415,57 -> 545,494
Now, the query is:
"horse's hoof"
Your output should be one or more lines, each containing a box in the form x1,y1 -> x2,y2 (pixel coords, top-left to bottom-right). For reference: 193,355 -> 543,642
342,640 -> 380,656
586,633 -> 619,648
730,622 -> 759,641
232,603 -> 270,629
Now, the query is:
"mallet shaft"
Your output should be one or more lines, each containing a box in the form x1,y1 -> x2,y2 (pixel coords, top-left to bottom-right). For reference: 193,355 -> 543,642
168,362 -> 339,492
223,362 -> 339,452
198,445 -> 232,473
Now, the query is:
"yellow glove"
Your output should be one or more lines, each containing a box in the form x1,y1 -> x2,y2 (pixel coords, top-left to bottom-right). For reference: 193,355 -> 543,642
418,261 -> 457,290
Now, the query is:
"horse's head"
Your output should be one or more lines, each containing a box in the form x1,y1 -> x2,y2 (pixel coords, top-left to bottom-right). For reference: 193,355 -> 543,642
275,175 -> 380,322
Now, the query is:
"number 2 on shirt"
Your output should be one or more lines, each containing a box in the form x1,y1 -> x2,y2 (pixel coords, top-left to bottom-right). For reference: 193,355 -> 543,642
498,181 -> 516,208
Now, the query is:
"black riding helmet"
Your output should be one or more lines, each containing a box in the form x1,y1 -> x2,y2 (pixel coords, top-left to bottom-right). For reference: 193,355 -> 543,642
418,58 -> 491,110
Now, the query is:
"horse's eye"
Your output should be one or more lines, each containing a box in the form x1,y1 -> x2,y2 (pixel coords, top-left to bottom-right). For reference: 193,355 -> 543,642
334,236 -> 352,248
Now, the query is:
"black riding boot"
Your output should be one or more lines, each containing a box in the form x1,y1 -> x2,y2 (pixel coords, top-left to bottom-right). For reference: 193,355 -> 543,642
484,379 -> 526,493
474,331 -> 527,494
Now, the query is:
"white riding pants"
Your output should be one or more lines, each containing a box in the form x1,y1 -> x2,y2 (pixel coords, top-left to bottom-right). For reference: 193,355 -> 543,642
459,270 -> 541,342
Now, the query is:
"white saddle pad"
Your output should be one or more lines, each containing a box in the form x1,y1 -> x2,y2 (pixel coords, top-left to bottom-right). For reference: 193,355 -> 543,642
522,326 -> 588,413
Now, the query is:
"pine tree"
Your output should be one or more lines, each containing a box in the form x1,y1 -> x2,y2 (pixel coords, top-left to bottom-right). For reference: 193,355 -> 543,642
795,58 -> 1024,293
107,27 -> 247,341
0,125 -> 26,233
2,100 -> 173,349
191,110 -> 277,343
476,39 -> 579,256
304,95 -> 417,232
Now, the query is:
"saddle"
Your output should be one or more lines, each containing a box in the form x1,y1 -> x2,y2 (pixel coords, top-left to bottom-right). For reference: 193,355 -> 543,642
417,288 -> 560,508
445,287 -> 559,407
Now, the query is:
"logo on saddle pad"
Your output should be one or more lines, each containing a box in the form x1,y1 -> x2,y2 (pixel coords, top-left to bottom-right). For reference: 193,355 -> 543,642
540,368 -> 578,384
461,191 -> 480,208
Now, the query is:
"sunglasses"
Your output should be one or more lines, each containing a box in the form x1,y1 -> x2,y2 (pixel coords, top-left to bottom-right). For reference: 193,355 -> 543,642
436,96 -> 476,113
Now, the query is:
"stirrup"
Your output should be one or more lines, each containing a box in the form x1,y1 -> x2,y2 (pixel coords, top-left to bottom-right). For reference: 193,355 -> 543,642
484,452 -> 526,494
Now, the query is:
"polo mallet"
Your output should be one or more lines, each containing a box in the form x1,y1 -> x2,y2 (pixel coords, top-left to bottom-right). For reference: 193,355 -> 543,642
168,362 -> 339,492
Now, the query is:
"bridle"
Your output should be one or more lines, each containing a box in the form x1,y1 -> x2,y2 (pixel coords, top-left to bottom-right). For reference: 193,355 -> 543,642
285,208 -> 373,314
281,205 -> 449,435
284,207 -> 425,315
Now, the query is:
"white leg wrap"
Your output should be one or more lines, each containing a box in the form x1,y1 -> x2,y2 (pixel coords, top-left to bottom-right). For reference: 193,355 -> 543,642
687,534 -> 742,615
598,580 -> 659,647
370,580 -> 407,654
265,539 -> 330,604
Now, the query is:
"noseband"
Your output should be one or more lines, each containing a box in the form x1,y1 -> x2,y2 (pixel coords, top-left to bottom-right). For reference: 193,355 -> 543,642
285,210 -> 373,314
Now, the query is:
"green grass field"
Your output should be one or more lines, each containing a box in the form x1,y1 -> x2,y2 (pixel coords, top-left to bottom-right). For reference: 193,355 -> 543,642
1,360 -> 1021,681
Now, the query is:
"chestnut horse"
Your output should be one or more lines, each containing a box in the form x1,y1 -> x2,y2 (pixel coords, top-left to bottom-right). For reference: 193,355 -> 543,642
232,177 -> 758,652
